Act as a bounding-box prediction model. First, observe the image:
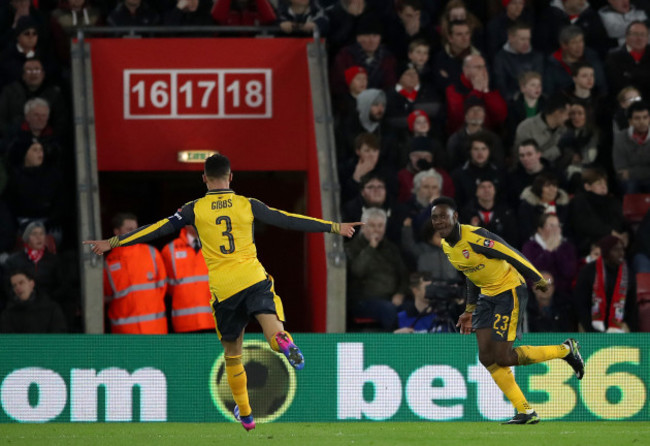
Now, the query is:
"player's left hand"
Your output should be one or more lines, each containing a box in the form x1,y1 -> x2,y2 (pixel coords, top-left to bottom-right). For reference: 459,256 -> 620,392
83,239 -> 112,256
339,222 -> 363,238
456,312 -> 473,335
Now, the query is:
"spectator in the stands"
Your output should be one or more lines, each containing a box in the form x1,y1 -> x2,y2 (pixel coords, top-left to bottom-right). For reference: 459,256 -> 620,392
0,16 -> 52,90
564,62 -> 603,112
505,71 -> 547,147
162,0 -> 214,27
336,88 -> 387,162
522,213 -> 578,295
438,0 -> 484,55
211,0 -> 277,27
507,139 -> 558,207
399,167 -> 445,240
517,171 -> 570,241
400,221 -> 461,287
599,0 -> 648,49
0,1 -> 49,51
459,178 -> 519,247
569,167 -> 627,257
451,132 -> 507,207
0,269 -> 66,333
325,0 -> 372,59
535,0 -> 608,57
334,65 -> 367,121
342,171 -> 400,243
543,25 -> 608,97
384,0 -> 436,62
526,270 -> 574,332
559,101 -> 599,189
6,97 -> 61,167
486,0 -> 533,60
447,96 -> 505,170
432,20 -> 479,94
445,54 -> 508,135
612,100 -> 650,193
406,38 -> 435,88
606,21 -> 650,109
346,207 -> 409,331
574,234 -> 637,332
339,132 -> 397,203
331,12 -> 396,97
492,21 -> 544,102
0,58 -> 67,139
514,92 -> 570,167
50,0 -> 102,66
397,133 -> 453,203
613,86 -> 641,133
107,0 -> 160,27
384,62 -> 441,138
277,0 -> 329,37
4,221 -> 63,303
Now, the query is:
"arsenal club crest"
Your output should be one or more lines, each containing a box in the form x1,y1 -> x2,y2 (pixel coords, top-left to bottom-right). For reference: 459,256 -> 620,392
483,239 -> 495,248
462,249 -> 470,259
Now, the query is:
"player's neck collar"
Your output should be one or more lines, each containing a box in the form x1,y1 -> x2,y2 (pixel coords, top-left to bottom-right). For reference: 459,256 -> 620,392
206,188 -> 233,194
446,223 -> 462,246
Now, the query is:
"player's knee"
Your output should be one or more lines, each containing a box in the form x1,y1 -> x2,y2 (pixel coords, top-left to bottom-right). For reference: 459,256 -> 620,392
478,352 -> 494,368
495,352 -> 517,368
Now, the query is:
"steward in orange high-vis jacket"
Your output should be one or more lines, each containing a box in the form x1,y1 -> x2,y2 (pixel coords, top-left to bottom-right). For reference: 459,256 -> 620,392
162,226 -> 215,333
103,213 -> 168,334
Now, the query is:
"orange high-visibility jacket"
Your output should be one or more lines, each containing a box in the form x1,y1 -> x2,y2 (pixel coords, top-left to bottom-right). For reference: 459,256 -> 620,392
161,228 -> 215,333
103,244 -> 168,334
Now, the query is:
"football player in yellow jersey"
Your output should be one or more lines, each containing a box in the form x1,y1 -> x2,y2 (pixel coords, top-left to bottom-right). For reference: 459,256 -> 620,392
85,154 -> 362,431
430,197 -> 585,425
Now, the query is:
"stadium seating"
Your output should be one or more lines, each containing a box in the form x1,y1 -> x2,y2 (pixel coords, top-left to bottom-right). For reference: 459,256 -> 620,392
623,194 -> 650,225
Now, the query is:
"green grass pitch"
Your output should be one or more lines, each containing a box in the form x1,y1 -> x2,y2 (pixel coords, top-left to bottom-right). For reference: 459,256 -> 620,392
2,422 -> 650,446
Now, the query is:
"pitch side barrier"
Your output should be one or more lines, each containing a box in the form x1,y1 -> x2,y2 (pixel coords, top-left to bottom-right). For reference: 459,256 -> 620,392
0,334 -> 647,423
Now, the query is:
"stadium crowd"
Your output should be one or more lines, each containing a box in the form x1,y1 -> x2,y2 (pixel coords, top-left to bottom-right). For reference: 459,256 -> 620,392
0,0 -> 649,334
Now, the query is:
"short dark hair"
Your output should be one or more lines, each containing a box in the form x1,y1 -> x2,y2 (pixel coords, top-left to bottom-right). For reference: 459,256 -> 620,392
408,38 -> 430,53
627,100 -> 650,120
537,213 -> 559,229
360,172 -> 386,188
544,92 -> 570,115
571,61 -> 593,77
517,138 -> 540,152
581,166 -> 607,185
626,20 -> 648,36
448,20 -> 470,35
468,132 -> 492,152
397,0 -> 422,12
9,268 -> 35,282
507,21 -> 532,35
431,196 -> 457,211
204,153 -> 231,180
354,132 -> 380,151
531,172 -> 559,197
111,212 -> 137,231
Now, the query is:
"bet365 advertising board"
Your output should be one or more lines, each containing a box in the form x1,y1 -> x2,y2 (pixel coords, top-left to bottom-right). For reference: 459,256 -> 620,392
0,334 -> 647,423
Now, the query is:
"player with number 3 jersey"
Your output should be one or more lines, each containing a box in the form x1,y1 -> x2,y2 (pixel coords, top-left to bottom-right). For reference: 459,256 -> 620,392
85,154 -> 362,431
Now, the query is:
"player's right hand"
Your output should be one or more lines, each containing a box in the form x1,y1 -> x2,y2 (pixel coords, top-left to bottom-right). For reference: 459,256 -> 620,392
339,222 -> 363,238
456,312 -> 473,335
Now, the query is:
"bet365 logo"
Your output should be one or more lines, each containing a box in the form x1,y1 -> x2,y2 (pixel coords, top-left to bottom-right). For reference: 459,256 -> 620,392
209,340 -> 297,423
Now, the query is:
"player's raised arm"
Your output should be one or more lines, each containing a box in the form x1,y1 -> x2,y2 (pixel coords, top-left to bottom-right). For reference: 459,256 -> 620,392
249,198 -> 362,237
468,227 -> 545,285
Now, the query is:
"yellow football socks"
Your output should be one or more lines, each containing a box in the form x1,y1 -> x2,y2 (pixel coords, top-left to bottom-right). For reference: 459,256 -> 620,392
515,345 -> 569,365
487,363 -> 532,414
225,355 -> 252,417
270,330 -> 294,353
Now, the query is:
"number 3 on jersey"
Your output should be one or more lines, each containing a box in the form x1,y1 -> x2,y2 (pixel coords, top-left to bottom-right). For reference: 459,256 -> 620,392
216,216 -> 235,254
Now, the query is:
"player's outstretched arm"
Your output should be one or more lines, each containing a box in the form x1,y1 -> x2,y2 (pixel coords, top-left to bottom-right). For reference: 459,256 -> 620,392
83,239 -> 112,256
